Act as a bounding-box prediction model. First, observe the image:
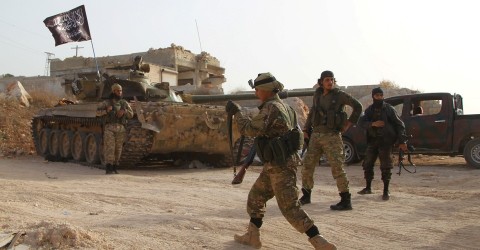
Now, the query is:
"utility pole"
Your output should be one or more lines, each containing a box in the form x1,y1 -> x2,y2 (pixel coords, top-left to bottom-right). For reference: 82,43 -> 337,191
44,52 -> 55,76
71,45 -> 84,57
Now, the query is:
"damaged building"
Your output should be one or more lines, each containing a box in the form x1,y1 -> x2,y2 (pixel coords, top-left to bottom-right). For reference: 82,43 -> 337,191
0,44 -> 227,97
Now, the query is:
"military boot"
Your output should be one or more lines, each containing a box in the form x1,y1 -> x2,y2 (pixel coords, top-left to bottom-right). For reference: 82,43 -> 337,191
309,235 -> 337,250
330,192 -> 352,210
234,222 -> 262,249
299,188 -> 312,205
112,165 -> 119,174
382,172 -> 392,200
382,180 -> 390,200
357,188 -> 372,194
357,179 -> 372,195
105,164 -> 113,175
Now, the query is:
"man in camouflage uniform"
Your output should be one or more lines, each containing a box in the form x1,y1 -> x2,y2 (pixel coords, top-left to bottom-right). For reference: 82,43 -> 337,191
226,73 -> 336,250
358,87 -> 408,200
98,83 -> 133,174
300,70 -> 362,210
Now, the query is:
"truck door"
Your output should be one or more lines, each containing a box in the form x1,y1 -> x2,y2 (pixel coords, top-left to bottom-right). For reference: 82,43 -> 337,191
403,95 -> 453,152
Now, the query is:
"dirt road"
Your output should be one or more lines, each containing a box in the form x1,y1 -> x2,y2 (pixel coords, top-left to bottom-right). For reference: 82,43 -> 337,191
1,156 -> 479,249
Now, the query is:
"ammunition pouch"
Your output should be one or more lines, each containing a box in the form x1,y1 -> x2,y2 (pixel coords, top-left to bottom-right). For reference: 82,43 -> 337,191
254,137 -> 272,163
285,128 -> 304,152
326,110 -> 347,131
254,128 -> 303,166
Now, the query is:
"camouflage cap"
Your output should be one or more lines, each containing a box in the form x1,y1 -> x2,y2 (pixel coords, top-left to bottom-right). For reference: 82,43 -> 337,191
111,83 -> 122,91
254,72 -> 284,92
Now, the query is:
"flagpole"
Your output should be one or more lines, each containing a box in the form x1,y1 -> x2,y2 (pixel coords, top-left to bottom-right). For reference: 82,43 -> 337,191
90,40 -> 100,79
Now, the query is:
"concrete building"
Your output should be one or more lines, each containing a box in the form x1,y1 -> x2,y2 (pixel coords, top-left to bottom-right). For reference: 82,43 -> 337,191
49,44 -> 226,94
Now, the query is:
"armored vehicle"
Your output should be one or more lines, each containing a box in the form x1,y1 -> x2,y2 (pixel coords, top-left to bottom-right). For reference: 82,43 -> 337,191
31,60 -> 315,168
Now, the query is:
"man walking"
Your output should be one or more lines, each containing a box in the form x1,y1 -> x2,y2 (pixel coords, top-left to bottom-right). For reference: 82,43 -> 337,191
227,73 -> 336,249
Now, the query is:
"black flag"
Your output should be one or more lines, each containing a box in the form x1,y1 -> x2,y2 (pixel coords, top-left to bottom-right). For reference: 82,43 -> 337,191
43,5 -> 92,46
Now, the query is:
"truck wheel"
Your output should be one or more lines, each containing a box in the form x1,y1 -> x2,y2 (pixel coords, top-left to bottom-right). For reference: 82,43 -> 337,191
343,138 -> 359,164
464,138 -> 480,168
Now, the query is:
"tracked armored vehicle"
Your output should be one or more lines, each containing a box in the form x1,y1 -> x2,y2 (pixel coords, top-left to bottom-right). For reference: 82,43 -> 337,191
31,60 -> 315,168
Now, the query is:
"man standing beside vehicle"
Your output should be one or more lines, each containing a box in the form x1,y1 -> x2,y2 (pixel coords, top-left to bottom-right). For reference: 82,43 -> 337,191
300,70 -> 362,210
358,87 -> 408,200
98,83 -> 133,174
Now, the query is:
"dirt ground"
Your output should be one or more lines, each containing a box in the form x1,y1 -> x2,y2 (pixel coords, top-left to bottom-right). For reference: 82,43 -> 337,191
1,94 -> 479,249
1,155 -> 479,250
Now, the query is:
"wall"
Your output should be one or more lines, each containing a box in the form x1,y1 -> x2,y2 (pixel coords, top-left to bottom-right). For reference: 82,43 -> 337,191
0,76 -> 65,97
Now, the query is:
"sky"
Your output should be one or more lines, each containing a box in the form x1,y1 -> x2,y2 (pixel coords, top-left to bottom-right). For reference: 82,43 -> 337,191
1,0 -> 480,114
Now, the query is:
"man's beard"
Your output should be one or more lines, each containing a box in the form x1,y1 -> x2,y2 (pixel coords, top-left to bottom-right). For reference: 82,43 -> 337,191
113,94 -> 122,101
373,99 -> 384,108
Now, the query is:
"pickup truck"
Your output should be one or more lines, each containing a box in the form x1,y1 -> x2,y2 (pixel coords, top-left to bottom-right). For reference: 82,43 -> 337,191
342,92 -> 480,168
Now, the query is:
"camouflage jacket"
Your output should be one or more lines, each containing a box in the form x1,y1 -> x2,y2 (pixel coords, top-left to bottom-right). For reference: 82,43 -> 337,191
97,98 -> 134,124
235,95 -> 295,138
359,102 -> 407,145
304,87 -> 362,130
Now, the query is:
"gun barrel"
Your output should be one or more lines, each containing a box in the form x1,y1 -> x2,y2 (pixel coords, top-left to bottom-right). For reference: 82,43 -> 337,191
182,89 -> 315,104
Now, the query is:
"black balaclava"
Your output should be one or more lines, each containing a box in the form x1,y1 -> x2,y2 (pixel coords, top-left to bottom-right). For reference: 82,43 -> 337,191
372,87 -> 384,108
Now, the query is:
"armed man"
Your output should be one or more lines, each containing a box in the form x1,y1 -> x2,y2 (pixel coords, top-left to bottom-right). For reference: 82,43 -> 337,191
226,72 -> 336,249
357,87 -> 408,200
300,70 -> 362,210
97,83 -> 133,174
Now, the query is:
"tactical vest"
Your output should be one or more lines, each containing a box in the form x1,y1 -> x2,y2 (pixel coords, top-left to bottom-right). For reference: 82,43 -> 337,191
105,99 -> 129,125
254,100 -> 303,166
313,89 -> 347,131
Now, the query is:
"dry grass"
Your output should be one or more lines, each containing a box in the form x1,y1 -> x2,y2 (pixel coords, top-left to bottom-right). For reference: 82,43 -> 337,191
0,90 -> 58,157
29,90 -> 60,108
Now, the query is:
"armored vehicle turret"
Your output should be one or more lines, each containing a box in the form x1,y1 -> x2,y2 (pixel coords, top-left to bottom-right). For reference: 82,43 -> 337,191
31,57 -> 315,168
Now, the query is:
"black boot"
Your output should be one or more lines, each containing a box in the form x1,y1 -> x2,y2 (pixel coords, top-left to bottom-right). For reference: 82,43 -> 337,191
112,165 -> 119,174
105,164 -> 113,175
330,192 -> 352,210
358,179 -> 372,194
382,180 -> 390,200
382,172 -> 392,200
299,188 -> 312,205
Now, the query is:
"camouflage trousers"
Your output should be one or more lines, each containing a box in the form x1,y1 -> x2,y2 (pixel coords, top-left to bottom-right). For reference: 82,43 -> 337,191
362,140 -> 393,181
104,123 -> 126,165
247,157 -> 315,233
302,131 -> 350,193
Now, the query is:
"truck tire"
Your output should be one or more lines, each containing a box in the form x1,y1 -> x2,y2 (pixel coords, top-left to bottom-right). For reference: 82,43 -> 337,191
464,138 -> 480,168
343,138 -> 359,164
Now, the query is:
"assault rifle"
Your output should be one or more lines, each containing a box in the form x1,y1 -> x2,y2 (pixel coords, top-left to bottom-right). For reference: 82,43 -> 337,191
232,146 -> 257,184
301,127 -> 313,157
397,144 -> 416,175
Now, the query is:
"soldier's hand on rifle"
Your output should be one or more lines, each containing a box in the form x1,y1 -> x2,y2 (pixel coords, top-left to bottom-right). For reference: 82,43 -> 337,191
116,109 -> 125,118
399,143 -> 408,152
225,100 -> 241,116
106,106 -> 113,112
